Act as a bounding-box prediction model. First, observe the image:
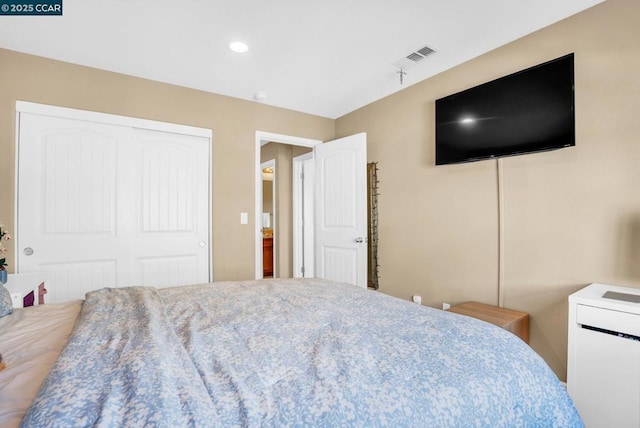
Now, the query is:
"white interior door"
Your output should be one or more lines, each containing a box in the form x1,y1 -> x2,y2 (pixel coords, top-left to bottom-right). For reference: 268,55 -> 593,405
314,133 -> 367,288
17,108 -> 211,302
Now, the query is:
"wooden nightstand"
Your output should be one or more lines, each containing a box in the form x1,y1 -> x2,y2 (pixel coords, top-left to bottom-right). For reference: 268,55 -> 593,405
448,301 -> 529,343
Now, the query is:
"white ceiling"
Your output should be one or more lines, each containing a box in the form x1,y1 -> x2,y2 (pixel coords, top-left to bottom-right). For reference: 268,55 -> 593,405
0,0 -> 604,119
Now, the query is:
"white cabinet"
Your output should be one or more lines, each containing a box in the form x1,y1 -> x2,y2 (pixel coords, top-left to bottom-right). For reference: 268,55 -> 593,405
567,283 -> 640,427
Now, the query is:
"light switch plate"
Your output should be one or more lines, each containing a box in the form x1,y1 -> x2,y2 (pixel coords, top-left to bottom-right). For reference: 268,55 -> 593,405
240,212 -> 248,224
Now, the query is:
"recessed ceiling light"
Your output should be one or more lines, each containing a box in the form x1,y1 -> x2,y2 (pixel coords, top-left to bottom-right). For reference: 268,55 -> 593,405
229,41 -> 249,53
254,91 -> 268,101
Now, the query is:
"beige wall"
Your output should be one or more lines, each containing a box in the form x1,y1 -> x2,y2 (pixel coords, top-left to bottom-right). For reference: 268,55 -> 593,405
336,0 -> 640,380
0,48 -> 335,281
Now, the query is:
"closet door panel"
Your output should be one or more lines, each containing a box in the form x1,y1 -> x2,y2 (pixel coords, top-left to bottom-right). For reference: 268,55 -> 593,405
127,129 -> 210,288
17,114 -> 128,301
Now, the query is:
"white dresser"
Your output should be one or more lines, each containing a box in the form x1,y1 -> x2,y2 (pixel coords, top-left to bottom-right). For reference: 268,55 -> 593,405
567,283 -> 640,427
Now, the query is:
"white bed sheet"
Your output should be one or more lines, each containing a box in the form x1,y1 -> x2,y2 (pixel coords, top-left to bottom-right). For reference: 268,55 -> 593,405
0,300 -> 82,428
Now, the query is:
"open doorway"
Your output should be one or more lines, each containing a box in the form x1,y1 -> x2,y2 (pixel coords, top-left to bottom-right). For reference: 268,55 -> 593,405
261,160 -> 275,278
255,131 -> 369,287
254,132 -> 321,279
259,142 -> 312,278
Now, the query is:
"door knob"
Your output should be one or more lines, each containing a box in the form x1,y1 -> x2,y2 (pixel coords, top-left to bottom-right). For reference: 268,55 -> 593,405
23,247 -> 34,256
354,237 -> 365,243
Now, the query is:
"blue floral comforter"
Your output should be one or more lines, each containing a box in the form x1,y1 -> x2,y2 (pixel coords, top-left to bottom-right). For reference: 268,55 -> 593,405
22,278 -> 582,427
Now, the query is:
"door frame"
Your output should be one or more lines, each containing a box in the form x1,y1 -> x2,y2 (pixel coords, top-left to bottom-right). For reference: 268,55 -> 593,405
254,131 -> 321,279
16,101 -> 212,137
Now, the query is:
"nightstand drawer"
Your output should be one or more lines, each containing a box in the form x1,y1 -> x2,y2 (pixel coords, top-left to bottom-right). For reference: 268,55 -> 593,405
576,304 -> 640,337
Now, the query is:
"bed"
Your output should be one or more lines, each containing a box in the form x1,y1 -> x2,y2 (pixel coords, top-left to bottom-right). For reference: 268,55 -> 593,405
0,299 -> 82,427
1,278 -> 582,427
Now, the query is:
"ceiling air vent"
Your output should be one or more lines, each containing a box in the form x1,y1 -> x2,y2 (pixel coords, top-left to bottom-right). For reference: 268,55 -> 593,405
406,52 -> 424,62
417,45 -> 435,57
392,45 -> 437,70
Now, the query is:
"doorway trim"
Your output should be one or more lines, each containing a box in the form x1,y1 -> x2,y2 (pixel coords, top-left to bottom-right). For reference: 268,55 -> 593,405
254,131 -> 321,279
16,101 -> 212,138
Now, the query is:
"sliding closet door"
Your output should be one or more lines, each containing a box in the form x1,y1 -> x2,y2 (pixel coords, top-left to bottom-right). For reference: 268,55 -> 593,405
17,110 -> 211,302
18,114 -> 127,302
128,129 -> 210,287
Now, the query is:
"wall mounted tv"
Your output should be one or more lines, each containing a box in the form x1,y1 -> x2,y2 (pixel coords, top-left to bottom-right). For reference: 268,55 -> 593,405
435,53 -> 575,165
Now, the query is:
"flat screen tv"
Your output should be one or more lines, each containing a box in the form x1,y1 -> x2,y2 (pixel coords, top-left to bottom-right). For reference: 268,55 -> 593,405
435,53 -> 575,165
